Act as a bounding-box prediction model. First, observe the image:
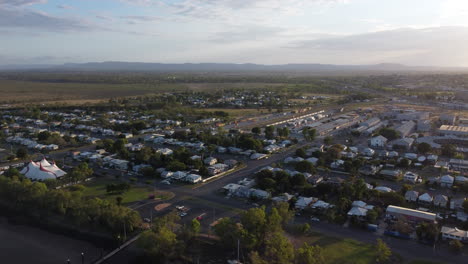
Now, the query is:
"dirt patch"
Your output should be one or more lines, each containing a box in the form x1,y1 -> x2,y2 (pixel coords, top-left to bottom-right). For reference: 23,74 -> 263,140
154,203 -> 171,211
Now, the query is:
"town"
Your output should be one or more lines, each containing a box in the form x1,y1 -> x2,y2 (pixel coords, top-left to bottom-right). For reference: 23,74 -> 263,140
0,74 -> 467,264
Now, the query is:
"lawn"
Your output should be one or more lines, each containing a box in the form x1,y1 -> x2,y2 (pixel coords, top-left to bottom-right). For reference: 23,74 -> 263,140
309,235 -> 376,264
81,178 -> 161,204
407,261 -> 445,264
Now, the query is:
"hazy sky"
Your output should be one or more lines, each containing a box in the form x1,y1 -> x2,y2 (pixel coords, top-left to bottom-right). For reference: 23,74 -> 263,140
2,0 -> 468,66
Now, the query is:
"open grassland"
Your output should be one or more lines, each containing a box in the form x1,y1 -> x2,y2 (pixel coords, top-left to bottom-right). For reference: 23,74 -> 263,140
0,80 -> 185,104
80,178 -> 171,205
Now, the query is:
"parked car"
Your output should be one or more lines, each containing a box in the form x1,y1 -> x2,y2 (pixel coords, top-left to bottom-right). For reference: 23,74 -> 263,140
179,212 -> 188,217
161,180 -> 171,185
310,217 -> 320,222
143,218 -> 151,223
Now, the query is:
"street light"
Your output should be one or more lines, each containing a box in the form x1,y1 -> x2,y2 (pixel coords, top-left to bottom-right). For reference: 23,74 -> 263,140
67,259 -> 71,264
81,252 -> 84,264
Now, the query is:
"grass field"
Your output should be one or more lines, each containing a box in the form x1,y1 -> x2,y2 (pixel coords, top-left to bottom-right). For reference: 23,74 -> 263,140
297,234 -> 377,264
81,178 -> 170,204
0,80 -> 185,104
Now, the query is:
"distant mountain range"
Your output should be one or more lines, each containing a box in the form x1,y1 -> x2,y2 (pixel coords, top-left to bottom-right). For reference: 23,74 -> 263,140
1,61 -> 467,73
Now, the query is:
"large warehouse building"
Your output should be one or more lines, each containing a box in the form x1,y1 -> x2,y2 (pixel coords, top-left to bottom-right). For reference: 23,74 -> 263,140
439,125 -> 468,137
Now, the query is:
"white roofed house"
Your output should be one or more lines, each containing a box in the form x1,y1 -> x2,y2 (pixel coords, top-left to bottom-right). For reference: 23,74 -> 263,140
204,157 -> 217,166
249,189 -> 270,200
369,135 -> 388,148
185,174 -> 202,184
20,158 -> 67,180
347,201 -> 373,219
441,226 -> 468,242
156,148 -> 174,156
208,163 -> 228,175
380,169 -> 402,181
403,171 -> 418,183
390,138 -> 415,150
110,159 -> 129,170
295,196 -> 316,210
272,193 -> 294,203
361,147 -> 375,157
405,190 -> 419,202
172,171 -> 187,180
440,175 -> 454,188
450,198 -> 467,210
418,193 -> 433,205
433,194 -> 448,208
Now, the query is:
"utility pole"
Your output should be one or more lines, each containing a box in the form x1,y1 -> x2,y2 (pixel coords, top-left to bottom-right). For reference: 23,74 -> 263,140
237,239 -> 240,263
123,222 -> 127,241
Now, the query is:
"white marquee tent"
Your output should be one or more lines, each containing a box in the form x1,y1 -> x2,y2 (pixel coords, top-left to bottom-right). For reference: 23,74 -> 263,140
20,158 -> 67,180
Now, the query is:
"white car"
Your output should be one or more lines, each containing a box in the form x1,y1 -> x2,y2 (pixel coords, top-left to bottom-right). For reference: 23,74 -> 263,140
310,217 -> 320,222
161,180 -> 171,185
176,205 -> 185,210
179,212 -> 188,217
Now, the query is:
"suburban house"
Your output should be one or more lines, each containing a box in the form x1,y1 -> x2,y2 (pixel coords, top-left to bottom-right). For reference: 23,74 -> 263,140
380,169 -> 402,180
272,193 -> 294,203
347,200 -> 374,219
359,165 -> 380,176
418,193 -> 433,204
433,194 -> 449,208
204,157 -> 218,166
369,135 -> 388,148
440,175 -> 454,188
403,171 -> 418,183
405,190 -> 419,202
295,196 -> 317,210
441,226 -> 468,241
390,138 -> 415,150
450,198 -> 467,210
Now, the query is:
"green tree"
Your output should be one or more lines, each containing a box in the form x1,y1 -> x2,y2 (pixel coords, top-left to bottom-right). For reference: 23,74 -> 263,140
267,208 -> 283,233
265,126 -> 275,139
375,239 -> 391,263
323,136 -> 333,145
167,160 -> 186,171
295,148 -> 307,158
190,219 -> 201,234
214,217 -> 243,248
37,131 -> 51,141
275,202 -> 294,227
264,232 -> 295,264
441,144 -> 457,157
463,200 -> 468,214
252,127 -> 261,135
138,227 -> 178,262
449,239 -> 463,253
295,243 -> 325,264
16,148 -> 28,159
417,142 -> 432,154
295,161 -> 315,173
240,207 -> 267,240
416,222 -> 439,242
249,251 -> 268,264
379,128 -> 399,141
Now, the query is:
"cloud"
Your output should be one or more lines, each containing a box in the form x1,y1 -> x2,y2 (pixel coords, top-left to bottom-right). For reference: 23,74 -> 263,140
57,4 -> 72,9
0,7 -> 93,32
0,0 -> 47,6
286,26 -> 468,66
210,25 -> 285,43
120,15 -> 161,22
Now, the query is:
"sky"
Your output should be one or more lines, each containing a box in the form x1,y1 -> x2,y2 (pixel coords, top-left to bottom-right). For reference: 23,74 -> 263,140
1,0 -> 468,66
